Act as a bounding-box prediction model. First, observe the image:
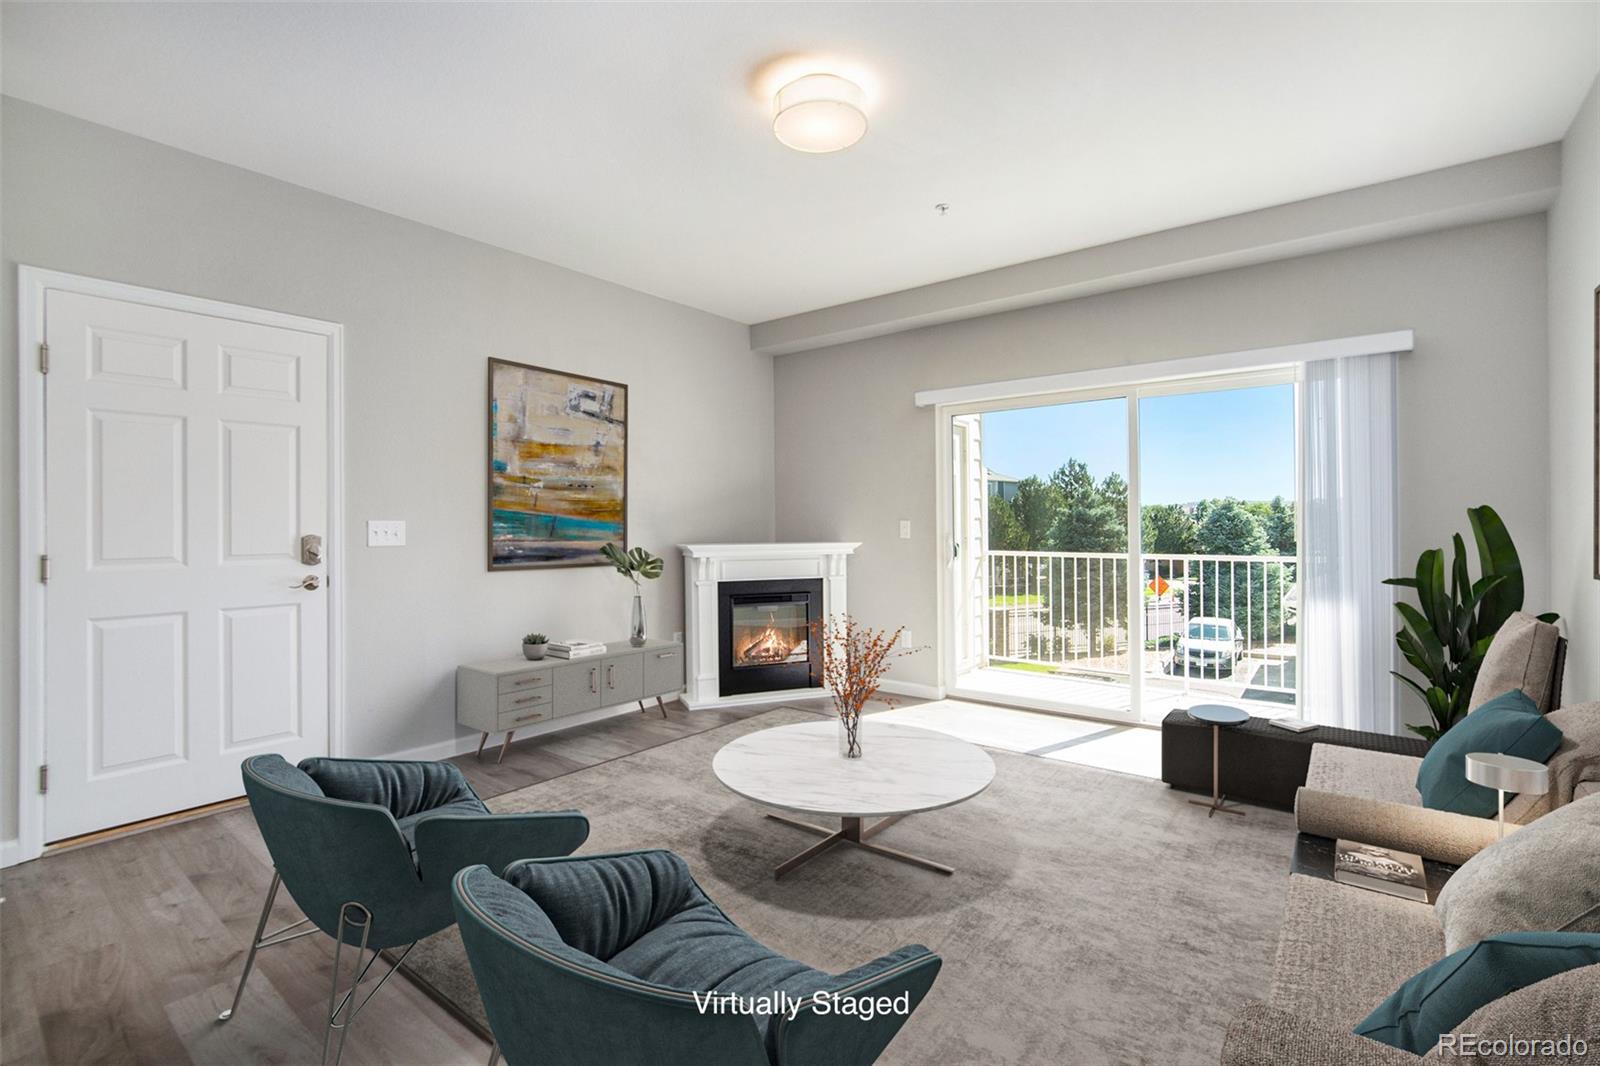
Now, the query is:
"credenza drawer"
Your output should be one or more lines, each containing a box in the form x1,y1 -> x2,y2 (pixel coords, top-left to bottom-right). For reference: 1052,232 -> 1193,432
497,704 -> 552,729
643,647 -> 684,697
498,669 -> 554,694
497,688 -> 553,716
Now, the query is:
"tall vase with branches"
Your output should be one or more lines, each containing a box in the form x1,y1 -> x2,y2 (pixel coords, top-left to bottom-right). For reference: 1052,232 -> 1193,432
1384,505 -> 1557,740
811,615 -> 917,758
601,543 -> 663,646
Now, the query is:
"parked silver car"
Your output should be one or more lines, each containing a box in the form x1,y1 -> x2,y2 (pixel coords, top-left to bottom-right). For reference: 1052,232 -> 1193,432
1171,616 -> 1245,676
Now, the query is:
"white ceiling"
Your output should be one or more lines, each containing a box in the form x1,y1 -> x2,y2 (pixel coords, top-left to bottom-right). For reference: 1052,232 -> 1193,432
4,3 -> 1597,324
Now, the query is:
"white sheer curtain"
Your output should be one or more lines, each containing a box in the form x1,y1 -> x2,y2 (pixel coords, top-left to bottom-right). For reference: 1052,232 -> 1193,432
1299,352 -> 1401,732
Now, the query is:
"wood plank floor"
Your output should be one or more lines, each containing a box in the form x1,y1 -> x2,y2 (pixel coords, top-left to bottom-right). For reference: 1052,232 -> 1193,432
0,699 -> 799,1065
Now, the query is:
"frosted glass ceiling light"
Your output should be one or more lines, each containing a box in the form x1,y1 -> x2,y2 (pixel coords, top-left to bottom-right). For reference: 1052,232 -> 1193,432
772,73 -> 868,153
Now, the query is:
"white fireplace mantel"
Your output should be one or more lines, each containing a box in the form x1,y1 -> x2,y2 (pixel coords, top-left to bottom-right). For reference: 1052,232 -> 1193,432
678,542 -> 859,710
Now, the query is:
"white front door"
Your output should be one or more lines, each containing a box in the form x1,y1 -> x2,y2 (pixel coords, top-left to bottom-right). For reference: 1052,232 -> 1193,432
43,288 -> 332,842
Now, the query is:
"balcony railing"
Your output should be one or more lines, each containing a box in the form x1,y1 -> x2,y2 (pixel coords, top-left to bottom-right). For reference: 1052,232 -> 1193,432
985,550 -> 1298,698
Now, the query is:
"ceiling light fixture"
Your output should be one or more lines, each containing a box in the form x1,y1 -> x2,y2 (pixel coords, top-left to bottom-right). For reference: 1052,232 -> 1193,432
772,73 -> 868,154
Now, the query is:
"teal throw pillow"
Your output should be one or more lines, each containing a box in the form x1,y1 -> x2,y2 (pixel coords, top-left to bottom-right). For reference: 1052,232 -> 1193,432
1415,691 -> 1561,817
1354,932 -> 1600,1053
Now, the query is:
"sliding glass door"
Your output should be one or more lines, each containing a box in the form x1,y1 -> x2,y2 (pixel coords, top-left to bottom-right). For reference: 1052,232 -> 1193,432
946,371 -> 1300,725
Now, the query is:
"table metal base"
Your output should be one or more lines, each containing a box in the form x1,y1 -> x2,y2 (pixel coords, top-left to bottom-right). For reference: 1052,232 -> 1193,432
765,813 -> 954,878
1187,722 -> 1247,818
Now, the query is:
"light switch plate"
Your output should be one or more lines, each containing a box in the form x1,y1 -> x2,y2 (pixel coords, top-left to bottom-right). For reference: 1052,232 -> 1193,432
898,520 -> 912,539
367,520 -> 406,547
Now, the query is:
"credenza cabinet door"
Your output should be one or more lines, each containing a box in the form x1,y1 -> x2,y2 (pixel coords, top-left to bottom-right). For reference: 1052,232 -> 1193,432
603,654 -> 643,702
644,647 -> 684,697
553,660 -> 603,715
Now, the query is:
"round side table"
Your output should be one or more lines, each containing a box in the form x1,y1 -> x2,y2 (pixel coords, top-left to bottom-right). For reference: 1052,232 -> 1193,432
1186,704 -> 1250,817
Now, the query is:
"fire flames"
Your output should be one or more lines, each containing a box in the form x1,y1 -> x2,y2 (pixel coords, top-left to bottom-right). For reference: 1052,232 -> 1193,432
735,614 -> 802,665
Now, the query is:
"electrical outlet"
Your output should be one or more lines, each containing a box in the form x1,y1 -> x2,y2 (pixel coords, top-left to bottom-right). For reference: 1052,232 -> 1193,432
366,520 -> 406,547
898,520 -> 912,539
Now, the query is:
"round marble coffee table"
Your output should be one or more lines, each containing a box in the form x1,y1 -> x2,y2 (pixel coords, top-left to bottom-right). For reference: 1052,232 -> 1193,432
713,719 -> 995,878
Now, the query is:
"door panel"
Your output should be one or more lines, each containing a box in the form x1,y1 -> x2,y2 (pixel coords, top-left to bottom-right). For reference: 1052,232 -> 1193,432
91,612 -> 186,773
553,661 -> 603,716
44,289 -> 331,841
221,605 -> 302,748
604,654 -> 644,703
90,410 -> 186,566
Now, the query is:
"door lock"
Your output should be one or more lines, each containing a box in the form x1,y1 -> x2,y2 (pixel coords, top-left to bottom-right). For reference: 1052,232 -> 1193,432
300,534 -> 323,566
290,575 -> 321,590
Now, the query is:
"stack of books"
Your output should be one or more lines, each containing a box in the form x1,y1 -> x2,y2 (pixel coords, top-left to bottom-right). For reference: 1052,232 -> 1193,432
547,639 -> 607,659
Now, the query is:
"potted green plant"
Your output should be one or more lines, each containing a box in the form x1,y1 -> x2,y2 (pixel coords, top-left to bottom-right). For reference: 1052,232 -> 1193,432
522,632 -> 549,661
601,543 -> 663,646
1385,505 -> 1557,740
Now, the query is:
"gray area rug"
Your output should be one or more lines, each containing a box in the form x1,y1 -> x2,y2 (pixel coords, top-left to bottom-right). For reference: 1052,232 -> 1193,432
402,708 -> 1296,1064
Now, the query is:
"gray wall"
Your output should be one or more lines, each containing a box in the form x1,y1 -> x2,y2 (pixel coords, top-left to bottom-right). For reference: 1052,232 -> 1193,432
0,99 -> 775,845
1547,74 -> 1600,705
774,216 -> 1552,730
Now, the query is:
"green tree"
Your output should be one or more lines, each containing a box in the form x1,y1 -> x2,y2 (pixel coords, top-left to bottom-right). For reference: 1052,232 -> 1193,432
1197,498 -> 1269,556
1264,496 -> 1296,555
1046,460 -> 1125,552
1009,476 -> 1061,551
1141,504 -> 1199,554
987,494 -> 1026,550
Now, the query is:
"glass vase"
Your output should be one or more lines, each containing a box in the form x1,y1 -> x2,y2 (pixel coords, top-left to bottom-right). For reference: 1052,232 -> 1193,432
630,593 -> 646,647
837,711 -> 863,759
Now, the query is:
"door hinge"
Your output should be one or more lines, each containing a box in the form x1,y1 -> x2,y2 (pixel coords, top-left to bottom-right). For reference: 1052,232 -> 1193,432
39,341 -> 49,375
38,765 -> 48,794
39,555 -> 50,584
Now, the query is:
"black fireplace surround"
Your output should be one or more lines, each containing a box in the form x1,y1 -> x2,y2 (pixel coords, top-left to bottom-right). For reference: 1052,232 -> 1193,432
717,578 -> 824,697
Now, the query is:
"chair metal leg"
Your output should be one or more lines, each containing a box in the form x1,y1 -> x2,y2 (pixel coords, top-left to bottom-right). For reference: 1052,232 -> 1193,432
323,903 -> 373,1066
321,901 -> 418,1066
487,1043 -> 502,1066
218,870 -> 282,1022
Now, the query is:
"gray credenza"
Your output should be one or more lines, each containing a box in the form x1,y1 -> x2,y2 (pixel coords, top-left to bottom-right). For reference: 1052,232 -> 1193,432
457,639 -> 685,762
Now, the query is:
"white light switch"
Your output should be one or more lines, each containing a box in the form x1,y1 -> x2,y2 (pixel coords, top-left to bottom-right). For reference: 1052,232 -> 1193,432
899,520 -> 912,539
367,520 -> 406,547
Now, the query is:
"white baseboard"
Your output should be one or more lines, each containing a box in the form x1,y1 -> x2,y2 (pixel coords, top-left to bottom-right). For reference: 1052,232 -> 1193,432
877,679 -> 946,701
0,838 -> 27,870
379,734 -> 483,762
377,696 -> 681,763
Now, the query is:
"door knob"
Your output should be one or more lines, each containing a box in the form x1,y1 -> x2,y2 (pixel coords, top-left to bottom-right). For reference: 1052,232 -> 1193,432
290,575 -> 321,590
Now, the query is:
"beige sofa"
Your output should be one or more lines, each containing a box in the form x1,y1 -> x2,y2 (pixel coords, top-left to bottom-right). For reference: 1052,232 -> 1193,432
1221,875 -> 1599,1066
1225,793 -> 1600,1065
1294,613 -> 1591,865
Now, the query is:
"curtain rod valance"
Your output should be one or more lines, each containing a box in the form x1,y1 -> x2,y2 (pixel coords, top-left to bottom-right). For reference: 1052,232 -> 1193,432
912,329 -> 1414,408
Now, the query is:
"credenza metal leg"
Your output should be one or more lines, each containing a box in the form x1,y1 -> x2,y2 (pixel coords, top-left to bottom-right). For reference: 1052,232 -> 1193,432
497,731 -> 515,764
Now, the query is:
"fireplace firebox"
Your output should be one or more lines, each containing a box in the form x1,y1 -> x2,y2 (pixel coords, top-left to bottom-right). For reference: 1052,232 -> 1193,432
717,579 -> 824,697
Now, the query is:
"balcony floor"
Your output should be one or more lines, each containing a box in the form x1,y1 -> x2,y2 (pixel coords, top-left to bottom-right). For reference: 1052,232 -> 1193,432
955,662 -> 1298,725
871,698 -> 1164,779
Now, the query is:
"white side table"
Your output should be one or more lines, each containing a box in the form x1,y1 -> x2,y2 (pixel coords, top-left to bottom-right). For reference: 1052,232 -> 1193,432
1465,752 -> 1549,839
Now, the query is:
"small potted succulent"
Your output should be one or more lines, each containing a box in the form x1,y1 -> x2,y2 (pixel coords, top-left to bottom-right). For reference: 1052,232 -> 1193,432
522,632 -> 549,661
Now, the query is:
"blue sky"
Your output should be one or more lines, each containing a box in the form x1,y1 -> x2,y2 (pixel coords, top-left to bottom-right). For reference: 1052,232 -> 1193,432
979,384 -> 1295,505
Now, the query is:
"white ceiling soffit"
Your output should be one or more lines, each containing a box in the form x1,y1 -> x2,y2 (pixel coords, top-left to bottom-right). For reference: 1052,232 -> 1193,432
3,3 -> 1596,327
752,146 -> 1560,355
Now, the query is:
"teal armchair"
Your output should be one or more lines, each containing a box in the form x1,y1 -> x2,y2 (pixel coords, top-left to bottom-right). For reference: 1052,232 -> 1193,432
221,754 -> 588,1066
451,850 -> 941,1066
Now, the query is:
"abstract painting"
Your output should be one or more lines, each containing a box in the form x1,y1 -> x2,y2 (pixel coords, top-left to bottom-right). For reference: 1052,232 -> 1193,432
488,358 -> 627,569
